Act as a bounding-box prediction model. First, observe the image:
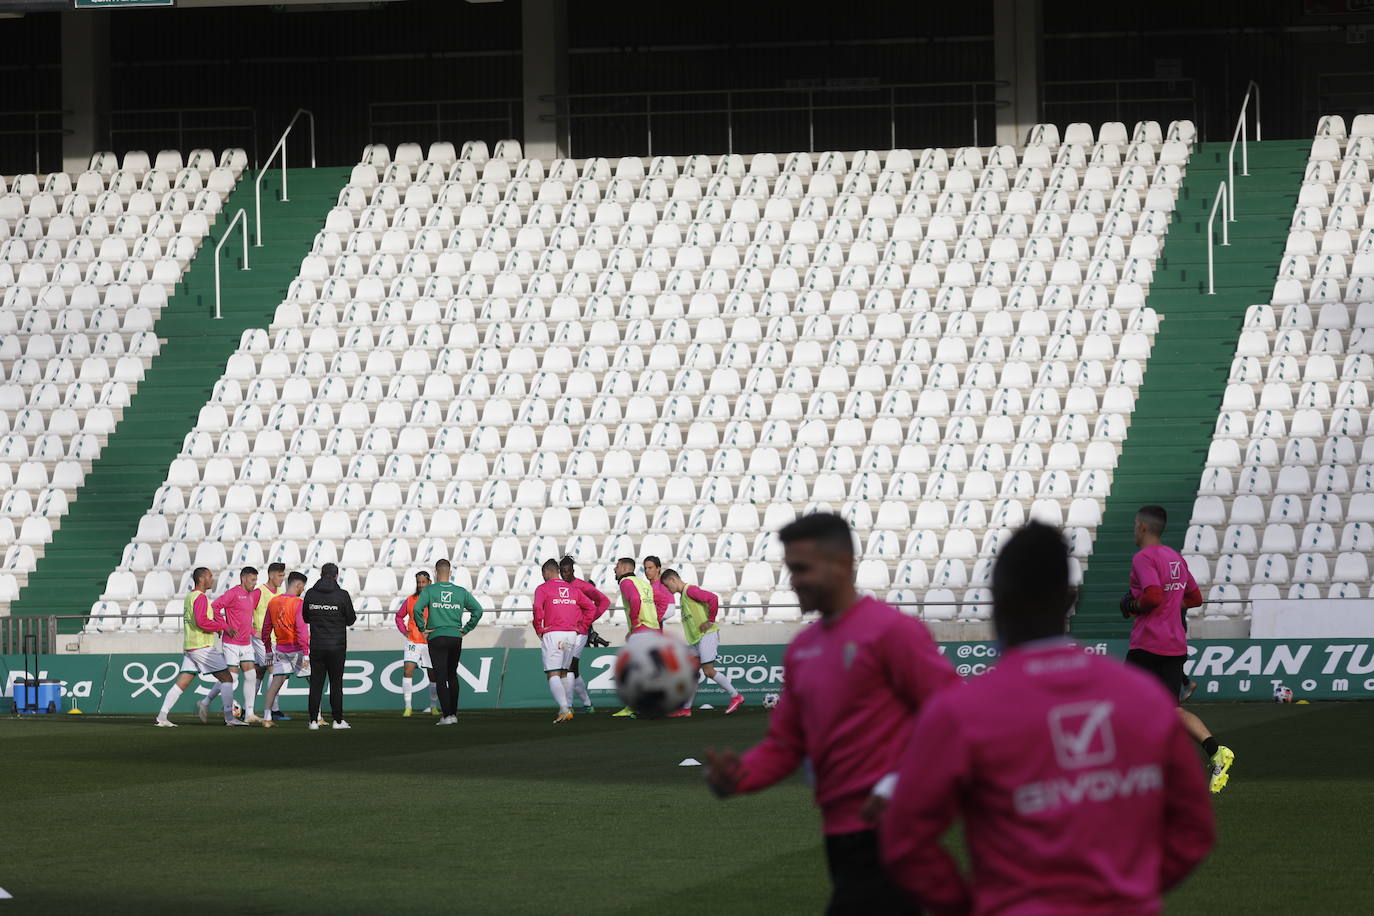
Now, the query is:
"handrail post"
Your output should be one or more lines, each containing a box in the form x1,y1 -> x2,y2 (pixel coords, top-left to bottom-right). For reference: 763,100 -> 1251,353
214,208 -> 251,320
1207,181 -> 1228,295
254,107 -> 315,247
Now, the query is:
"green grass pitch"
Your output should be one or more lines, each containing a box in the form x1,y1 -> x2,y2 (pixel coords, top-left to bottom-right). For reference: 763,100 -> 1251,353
0,702 -> 1370,914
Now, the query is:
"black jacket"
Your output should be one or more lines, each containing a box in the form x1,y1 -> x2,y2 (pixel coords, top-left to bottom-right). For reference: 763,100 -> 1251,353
301,577 -> 357,651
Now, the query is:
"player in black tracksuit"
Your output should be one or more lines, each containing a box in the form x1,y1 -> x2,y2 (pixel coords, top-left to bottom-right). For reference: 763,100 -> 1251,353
302,562 -> 357,726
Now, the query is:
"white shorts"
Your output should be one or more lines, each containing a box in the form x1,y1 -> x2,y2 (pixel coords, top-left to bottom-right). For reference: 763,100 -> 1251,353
571,633 -> 589,659
271,649 -> 310,678
180,646 -> 228,675
252,635 -> 269,667
540,631 -> 577,672
222,641 -> 256,669
693,630 -> 721,666
403,642 -> 432,669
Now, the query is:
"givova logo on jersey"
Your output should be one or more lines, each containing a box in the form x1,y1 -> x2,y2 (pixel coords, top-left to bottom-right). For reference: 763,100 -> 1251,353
1013,701 -> 1163,816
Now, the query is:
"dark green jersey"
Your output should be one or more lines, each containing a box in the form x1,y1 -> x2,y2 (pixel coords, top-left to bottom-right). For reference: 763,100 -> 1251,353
415,582 -> 484,638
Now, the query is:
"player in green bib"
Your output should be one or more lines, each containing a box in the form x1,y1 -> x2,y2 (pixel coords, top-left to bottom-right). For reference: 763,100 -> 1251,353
661,569 -> 744,716
154,567 -> 241,727
612,557 -> 661,718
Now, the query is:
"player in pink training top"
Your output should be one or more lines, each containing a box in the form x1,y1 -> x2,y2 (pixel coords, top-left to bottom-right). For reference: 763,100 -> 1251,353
1121,505 -> 1234,794
560,556 -> 610,714
533,558 -> 598,723
209,567 -> 263,723
643,555 -> 672,628
878,522 -> 1215,915
704,513 -> 957,914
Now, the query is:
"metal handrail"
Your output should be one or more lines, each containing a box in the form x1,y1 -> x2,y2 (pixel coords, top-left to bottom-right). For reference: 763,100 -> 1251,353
254,107 -> 315,248
1207,181 -> 1230,295
1225,81 -> 1261,222
213,208 -> 251,320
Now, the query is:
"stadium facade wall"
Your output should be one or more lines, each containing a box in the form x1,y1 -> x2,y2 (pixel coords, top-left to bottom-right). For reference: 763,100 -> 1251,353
6,639 -> 1374,714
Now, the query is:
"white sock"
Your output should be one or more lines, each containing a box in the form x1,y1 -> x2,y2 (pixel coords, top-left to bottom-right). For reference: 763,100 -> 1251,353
563,673 -> 577,707
219,682 -> 235,719
158,684 -> 183,718
196,684 -> 210,707
427,682 -> 438,708
243,669 -> 257,717
711,671 -> 740,698
403,676 -> 413,710
572,676 -> 592,707
548,676 -> 568,712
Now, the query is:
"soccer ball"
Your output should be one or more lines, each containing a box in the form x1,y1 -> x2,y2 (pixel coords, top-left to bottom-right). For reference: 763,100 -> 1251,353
1273,685 -> 1294,703
232,701 -> 243,719
762,693 -> 780,710
614,631 -> 699,717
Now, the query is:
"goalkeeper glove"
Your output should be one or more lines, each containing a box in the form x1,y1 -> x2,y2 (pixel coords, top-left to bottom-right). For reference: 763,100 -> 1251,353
1119,592 -> 1139,618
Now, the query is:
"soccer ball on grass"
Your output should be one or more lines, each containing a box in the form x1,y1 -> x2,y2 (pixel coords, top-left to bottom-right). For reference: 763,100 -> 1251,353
614,631 -> 699,717
762,693 -> 780,709
1273,685 -> 1294,703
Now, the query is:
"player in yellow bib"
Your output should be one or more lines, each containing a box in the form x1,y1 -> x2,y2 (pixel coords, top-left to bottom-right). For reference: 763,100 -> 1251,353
253,562 -> 288,721
661,569 -> 745,717
611,557 -> 660,717
154,567 -> 243,727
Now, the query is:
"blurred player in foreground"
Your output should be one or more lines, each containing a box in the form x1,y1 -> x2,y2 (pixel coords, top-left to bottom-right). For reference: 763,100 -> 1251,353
704,513 -> 957,914
878,522 -> 1215,914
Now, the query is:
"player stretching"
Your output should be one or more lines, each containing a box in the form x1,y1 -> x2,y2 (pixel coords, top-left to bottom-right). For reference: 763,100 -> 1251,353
878,522 -> 1215,913
612,556 -> 661,717
211,566 -> 263,724
533,559 -> 597,723
659,569 -> 744,718
643,555 -> 673,627
260,572 -> 309,728
1121,505 -> 1235,793
155,567 -> 244,727
395,570 -> 438,717
560,556 -> 610,714
704,513 -> 957,913
253,562 -> 288,722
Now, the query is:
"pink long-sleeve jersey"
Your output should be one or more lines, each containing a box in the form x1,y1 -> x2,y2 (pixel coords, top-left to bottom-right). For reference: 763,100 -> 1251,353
735,596 -> 958,834
213,585 -> 261,646
567,577 -> 610,634
533,580 -> 596,636
880,640 -> 1215,916
651,579 -> 672,626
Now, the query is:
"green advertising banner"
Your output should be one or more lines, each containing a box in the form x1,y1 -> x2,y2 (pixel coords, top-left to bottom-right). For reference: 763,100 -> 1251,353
74,1 -> 174,8
5,639 -> 1374,716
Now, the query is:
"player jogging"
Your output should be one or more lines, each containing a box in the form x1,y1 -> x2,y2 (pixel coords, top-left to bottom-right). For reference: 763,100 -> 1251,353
395,570 -> 438,717
560,556 -> 610,714
1121,505 -> 1235,793
253,562 -> 288,722
155,566 -> 244,727
643,555 -> 673,628
533,559 -> 597,723
612,556 -> 661,718
878,522 -> 1215,913
659,569 -> 744,717
704,513 -> 958,914
260,571 -> 310,728
414,558 -> 485,725
213,566 -> 263,723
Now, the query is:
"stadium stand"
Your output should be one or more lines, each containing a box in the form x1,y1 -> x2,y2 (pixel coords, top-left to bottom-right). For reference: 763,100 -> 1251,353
95,122 -> 1199,631
1184,114 -> 1374,620
0,148 -> 246,616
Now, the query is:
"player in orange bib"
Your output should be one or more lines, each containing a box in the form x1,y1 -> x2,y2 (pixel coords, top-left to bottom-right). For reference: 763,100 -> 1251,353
260,572 -> 309,728
394,570 -> 438,717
